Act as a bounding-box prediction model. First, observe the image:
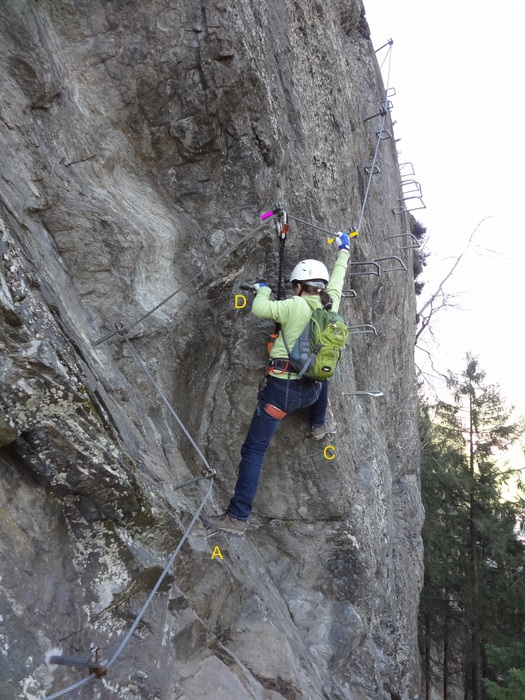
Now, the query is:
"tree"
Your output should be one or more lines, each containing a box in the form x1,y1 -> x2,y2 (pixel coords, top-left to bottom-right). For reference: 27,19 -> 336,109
419,398 -> 473,699
485,638 -> 525,699
419,356 -> 525,699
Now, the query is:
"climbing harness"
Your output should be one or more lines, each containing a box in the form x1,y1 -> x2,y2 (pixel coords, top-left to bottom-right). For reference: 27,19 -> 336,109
263,403 -> 287,420
265,358 -> 290,374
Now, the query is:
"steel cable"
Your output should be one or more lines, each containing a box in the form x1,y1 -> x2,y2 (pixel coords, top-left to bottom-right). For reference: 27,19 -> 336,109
123,335 -> 215,474
104,478 -> 213,670
282,46 -> 394,243
44,673 -> 97,700
94,214 -> 276,346
356,42 -> 393,234
43,478 -> 213,700
47,43 -> 396,699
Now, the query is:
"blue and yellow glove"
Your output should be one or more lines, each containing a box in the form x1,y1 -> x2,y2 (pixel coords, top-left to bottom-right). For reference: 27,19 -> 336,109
328,230 -> 358,249
335,232 -> 350,250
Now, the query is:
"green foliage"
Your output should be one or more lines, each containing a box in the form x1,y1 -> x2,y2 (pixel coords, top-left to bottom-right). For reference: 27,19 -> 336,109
410,216 -> 428,295
411,217 -> 428,240
419,355 -> 525,698
484,639 -> 525,698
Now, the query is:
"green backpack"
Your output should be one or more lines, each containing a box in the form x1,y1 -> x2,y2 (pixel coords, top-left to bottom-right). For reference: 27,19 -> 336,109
282,306 -> 349,381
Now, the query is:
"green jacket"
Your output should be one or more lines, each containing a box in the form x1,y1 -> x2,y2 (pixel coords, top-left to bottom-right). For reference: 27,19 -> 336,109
252,250 -> 350,379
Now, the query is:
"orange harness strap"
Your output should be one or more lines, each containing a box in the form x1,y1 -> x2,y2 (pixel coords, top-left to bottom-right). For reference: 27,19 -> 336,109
264,359 -> 290,377
263,404 -> 287,420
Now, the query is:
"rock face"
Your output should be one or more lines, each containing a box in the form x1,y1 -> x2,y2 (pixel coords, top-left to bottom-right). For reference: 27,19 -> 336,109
0,1 -> 423,699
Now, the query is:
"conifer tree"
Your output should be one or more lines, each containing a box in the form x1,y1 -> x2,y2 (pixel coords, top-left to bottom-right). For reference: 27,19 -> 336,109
419,355 -> 525,699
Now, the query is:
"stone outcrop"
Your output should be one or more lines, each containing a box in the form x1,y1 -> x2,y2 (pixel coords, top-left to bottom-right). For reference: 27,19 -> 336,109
0,1 -> 423,698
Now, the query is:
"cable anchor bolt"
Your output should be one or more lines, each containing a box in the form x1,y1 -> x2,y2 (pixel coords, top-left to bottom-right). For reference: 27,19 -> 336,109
49,648 -> 107,679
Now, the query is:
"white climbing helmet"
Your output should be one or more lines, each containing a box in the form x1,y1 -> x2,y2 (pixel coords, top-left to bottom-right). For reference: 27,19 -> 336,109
289,259 -> 329,286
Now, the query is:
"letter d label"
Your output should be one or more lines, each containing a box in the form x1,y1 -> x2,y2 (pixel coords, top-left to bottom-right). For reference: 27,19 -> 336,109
234,294 -> 247,309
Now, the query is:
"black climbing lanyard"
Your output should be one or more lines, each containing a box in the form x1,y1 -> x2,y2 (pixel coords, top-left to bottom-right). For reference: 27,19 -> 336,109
267,208 -> 289,353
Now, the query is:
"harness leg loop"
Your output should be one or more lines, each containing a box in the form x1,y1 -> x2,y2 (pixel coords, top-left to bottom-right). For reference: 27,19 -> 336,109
263,404 -> 287,420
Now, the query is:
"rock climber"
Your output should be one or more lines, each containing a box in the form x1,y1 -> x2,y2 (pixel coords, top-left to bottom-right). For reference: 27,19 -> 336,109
203,232 -> 351,536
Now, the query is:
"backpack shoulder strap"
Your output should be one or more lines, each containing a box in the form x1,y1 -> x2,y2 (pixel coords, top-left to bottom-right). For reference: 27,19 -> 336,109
281,296 -> 313,357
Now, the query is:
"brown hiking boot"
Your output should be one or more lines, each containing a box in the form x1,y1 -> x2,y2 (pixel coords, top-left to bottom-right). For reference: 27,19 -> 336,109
306,411 -> 337,441
202,512 -> 247,536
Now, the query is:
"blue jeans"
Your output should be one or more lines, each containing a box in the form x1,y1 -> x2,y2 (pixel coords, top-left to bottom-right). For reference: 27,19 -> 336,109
227,377 -> 328,520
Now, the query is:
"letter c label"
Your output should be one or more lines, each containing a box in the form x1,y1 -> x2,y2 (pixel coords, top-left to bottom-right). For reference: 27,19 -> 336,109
324,445 -> 336,460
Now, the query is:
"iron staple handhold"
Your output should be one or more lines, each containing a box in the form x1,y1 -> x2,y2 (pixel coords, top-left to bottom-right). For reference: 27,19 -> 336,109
388,233 -> 420,249
349,261 -> 381,277
348,324 -> 377,335
372,256 -> 407,273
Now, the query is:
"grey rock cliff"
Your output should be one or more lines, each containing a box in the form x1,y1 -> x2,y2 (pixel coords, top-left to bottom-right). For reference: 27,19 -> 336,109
0,1 -> 423,698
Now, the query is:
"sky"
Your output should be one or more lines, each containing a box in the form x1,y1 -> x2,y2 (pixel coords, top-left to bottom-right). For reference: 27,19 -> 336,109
364,0 -> 525,421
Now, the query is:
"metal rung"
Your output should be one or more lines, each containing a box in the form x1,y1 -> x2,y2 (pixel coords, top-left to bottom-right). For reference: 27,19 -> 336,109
398,194 -> 424,204
388,233 -> 420,249
386,87 -> 396,98
342,289 -> 357,298
348,324 -> 377,335
399,162 -> 415,177
344,391 -> 384,398
401,179 -> 423,196
350,261 -> 381,277
372,256 -> 407,273
364,165 -> 381,174
376,129 -> 392,140
393,197 -> 426,214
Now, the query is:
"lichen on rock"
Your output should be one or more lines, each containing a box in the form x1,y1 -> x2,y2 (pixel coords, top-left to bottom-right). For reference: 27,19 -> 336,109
0,1 -> 423,698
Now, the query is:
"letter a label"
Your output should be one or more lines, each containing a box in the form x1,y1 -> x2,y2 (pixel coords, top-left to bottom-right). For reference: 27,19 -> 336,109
234,295 -> 247,309
211,546 -> 223,560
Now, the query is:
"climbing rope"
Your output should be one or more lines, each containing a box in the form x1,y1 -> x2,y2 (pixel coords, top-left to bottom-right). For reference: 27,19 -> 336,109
93,214 -> 277,346
43,478 -> 213,700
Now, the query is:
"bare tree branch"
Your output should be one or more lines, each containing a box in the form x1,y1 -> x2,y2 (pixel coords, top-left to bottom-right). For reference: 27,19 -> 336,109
418,216 -> 493,319
416,217 -> 493,345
